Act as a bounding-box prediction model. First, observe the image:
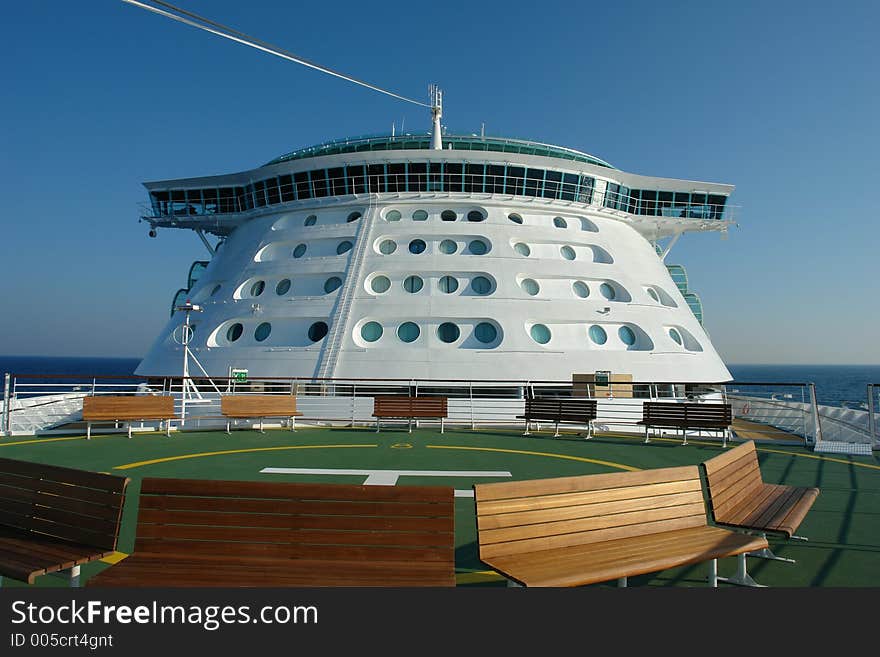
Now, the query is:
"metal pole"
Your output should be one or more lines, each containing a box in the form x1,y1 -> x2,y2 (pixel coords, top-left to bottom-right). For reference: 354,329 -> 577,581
2,373 -> 10,436
470,382 -> 475,431
808,383 -> 821,446
869,384 -> 877,448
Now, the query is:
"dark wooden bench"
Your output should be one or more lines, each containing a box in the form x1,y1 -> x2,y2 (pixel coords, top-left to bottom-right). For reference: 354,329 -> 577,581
372,396 -> 448,433
88,478 -> 456,587
0,457 -> 129,587
638,401 -> 732,446
701,440 -> 820,586
82,395 -> 176,439
473,466 -> 767,587
220,394 -> 303,433
517,398 -> 598,437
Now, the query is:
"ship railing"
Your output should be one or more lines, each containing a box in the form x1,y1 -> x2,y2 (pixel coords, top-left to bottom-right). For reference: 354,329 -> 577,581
3,373 -> 875,450
141,174 -> 737,225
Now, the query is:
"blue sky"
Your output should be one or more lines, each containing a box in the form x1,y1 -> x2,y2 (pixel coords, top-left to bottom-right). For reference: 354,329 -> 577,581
1,0 -> 877,364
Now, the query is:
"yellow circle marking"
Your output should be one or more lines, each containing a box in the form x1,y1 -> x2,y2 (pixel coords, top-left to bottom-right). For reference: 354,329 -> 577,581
391,443 -> 413,449
114,444 -> 378,470
0,436 -> 89,447
426,445 -> 640,471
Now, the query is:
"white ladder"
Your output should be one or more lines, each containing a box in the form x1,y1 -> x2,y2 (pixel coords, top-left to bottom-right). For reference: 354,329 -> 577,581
314,195 -> 377,380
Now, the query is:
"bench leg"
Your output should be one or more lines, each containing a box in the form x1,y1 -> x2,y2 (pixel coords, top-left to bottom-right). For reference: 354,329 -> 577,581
440,417 -> 444,434
69,565 -> 81,588
408,418 -> 413,434
584,420 -> 593,440
644,425 -> 650,444
708,559 -> 718,587
227,420 -> 231,434
681,427 -> 688,446
86,422 -> 91,440
127,423 -> 132,439
617,577 -> 627,588
717,553 -> 764,587
290,416 -> 296,432
376,417 -> 380,433
506,579 -> 523,588
749,533 -> 797,564
166,420 -> 171,437
523,420 -> 531,436
553,421 -> 560,438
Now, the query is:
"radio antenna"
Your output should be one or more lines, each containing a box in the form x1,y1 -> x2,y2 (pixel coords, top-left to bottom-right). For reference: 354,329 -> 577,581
121,1 -> 444,144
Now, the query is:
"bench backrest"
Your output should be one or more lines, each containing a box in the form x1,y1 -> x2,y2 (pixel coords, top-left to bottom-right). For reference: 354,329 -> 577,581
642,402 -> 732,425
0,457 -> 130,551
701,441 -> 763,523
134,478 -> 455,565
220,394 -> 297,416
524,398 -> 597,420
83,395 -> 175,421
373,396 -> 448,417
474,466 -> 707,560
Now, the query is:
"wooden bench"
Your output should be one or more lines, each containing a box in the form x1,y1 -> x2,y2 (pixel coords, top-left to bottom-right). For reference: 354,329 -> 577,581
82,395 -> 176,439
637,401 -> 732,446
372,396 -> 448,433
0,457 -> 129,587
517,398 -> 598,437
220,394 -> 303,433
88,478 -> 456,587
702,440 -> 820,586
473,466 -> 767,587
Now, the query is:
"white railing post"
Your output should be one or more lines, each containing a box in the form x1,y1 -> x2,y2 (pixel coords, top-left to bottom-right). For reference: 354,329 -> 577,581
869,384 -> 877,448
351,383 -> 357,427
2,373 -> 10,436
808,383 -> 821,446
470,382 -> 475,431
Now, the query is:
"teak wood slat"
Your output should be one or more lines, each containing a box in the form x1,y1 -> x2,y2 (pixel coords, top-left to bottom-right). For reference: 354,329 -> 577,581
473,465 -> 767,587
88,477 -> 456,587
637,402 -> 732,445
0,457 -> 130,585
81,395 -> 176,439
372,396 -> 448,433
517,398 -> 598,437
220,395 -> 302,433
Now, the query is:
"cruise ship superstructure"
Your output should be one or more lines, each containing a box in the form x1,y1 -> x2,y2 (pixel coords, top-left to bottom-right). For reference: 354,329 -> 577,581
137,132 -> 735,384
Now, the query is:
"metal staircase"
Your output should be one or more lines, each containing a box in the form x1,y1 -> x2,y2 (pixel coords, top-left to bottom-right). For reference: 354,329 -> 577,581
314,195 -> 377,380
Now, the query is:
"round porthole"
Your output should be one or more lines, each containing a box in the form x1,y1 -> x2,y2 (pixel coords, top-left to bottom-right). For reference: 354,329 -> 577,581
292,243 -> 307,258
226,323 -> 243,342
669,328 -> 683,345
554,217 -> 567,228
530,324 -> 551,344
386,210 -> 401,221
647,288 -> 660,302
619,325 -> 636,346
521,278 -> 540,296
347,211 -> 362,223
467,210 -> 486,222
409,239 -> 427,254
275,278 -> 291,295
437,322 -> 460,343
304,215 -> 317,226
468,240 -> 488,255
250,280 -> 265,297
589,325 -> 607,345
412,209 -> 428,221
474,322 -> 497,344
370,276 -> 391,293
439,276 -> 459,293
439,239 -> 457,254
397,322 -> 420,343
337,241 -> 353,255
379,240 -> 397,255
324,277 -> 342,293
441,210 -> 457,221
573,281 -> 590,298
514,242 -> 530,257
403,275 -> 423,293
561,245 -> 576,260
308,321 -> 328,342
471,276 -> 492,295
600,283 -> 616,300
361,321 -> 383,342
508,213 -> 523,224
254,322 -> 271,342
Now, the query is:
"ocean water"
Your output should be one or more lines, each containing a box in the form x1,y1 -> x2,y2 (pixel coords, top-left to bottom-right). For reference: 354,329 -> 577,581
0,356 -> 877,408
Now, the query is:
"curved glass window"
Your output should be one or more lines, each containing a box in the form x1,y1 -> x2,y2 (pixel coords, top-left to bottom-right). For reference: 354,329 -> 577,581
412,209 -> 428,221
226,323 -> 243,342
514,242 -> 531,257
439,275 -> 459,293
336,240 -> 353,255
439,239 -> 457,254
471,276 -> 492,295
437,322 -> 460,343
468,240 -> 488,255
379,239 -> 397,255
669,328 -> 683,345
403,275 -> 423,293
409,239 -> 426,254
619,325 -> 636,346
292,243 -> 307,258
561,245 -> 576,260
347,211 -> 362,223
304,214 -> 317,226
647,287 -> 659,302
308,321 -> 328,342
573,281 -> 590,298
210,284 -> 222,297
275,278 -> 291,295
370,275 -> 391,293
467,210 -> 486,222
254,322 -> 271,342
474,322 -> 497,344
441,210 -> 457,221
250,280 -> 265,297
554,216 -> 568,228
530,324 -> 551,344
600,282 -> 616,300
397,322 -> 420,343
589,325 -> 607,345
521,278 -> 540,296
386,210 -> 401,221
324,277 -> 342,293
361,321 -> 383,342
508,213 -> 523,224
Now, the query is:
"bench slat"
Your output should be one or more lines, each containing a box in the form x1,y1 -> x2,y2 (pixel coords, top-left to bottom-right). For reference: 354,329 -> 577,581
82,396 -> 176,421
220,395 -> 300,417
138,496 -> 451,517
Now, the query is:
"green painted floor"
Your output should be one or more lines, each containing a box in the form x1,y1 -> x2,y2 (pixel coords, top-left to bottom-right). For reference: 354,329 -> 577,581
2,425 -> 878,587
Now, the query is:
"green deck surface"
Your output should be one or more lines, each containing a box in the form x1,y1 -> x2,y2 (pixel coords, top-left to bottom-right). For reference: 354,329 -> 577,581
2,426 -> 878,588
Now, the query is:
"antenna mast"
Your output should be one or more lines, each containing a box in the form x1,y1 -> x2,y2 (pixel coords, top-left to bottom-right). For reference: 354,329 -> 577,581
430,84 -> 443,150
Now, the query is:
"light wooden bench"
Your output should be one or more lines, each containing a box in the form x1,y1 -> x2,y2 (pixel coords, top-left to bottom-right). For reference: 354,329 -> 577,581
82,395 -> 176,439
0,457 -> 129,587
702,440 -> 820,586
473,466 -> 767,587
88,477 -> 456,587
372,396 -> 448,433
517,398 -> 598,437
638,401 -> 733,446
220,394 -> 302,433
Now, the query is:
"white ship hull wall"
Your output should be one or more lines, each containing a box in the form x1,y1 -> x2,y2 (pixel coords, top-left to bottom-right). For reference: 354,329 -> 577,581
137,198 -> 730,383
